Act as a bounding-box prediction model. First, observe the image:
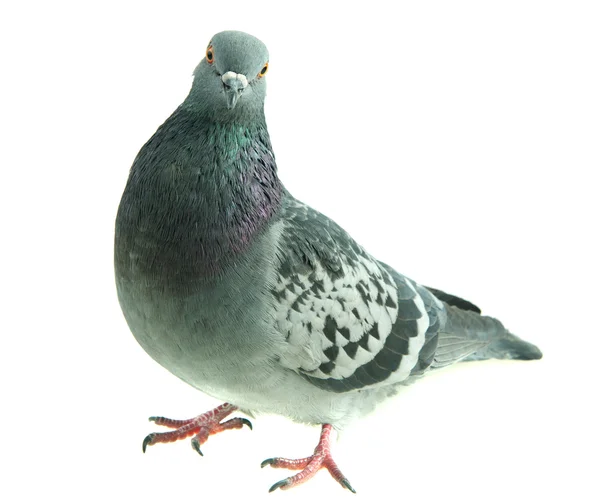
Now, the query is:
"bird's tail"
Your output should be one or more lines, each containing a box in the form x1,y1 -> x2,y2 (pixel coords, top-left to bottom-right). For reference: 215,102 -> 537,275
462,331 -> 543,362
431,304 -> 543,369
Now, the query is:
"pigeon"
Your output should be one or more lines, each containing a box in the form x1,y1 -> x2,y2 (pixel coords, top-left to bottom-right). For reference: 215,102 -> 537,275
114,30 -> 542,493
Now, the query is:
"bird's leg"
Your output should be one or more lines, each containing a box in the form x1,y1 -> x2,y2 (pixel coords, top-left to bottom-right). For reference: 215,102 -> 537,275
142,402 -> 252,455
261,424 -> 355,493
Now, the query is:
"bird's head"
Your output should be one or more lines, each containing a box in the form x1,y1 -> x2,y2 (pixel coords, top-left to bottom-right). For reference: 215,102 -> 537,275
188,31 -> 269,118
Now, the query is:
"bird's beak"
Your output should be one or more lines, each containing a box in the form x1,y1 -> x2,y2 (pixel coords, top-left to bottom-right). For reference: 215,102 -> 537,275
221,71 -> 249,109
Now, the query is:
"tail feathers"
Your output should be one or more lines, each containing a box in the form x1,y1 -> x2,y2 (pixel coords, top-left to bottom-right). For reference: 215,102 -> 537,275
463,332 -> 543,362
432,304 -> 543,368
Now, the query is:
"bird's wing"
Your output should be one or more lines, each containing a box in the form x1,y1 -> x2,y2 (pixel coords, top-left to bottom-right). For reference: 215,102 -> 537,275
272,197 -> 446,393
424,286 -> 481,314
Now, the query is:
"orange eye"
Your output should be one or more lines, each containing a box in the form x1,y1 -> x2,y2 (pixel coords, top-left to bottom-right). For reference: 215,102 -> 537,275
206,46 -> 214,64
258,62 -> 269,78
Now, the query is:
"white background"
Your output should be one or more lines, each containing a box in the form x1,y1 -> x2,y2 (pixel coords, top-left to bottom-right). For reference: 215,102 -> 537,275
2,1 -> 599,501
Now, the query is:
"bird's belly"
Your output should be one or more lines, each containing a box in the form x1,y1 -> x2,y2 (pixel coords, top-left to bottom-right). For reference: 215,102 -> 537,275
117,270 -> 279,388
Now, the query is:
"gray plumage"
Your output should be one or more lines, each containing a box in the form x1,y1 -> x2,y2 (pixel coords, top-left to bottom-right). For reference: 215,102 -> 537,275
114,31 -> 542,430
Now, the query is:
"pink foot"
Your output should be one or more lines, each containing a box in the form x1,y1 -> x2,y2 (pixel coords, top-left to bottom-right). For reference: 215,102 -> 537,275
261,424 -> 356,493
142,403 -> 252,455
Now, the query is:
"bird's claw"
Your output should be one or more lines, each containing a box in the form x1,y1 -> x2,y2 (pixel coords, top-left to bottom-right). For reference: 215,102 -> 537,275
241,418 -> 253,430
261,457 -> 275,468
191,437 -> 204,456
268,478 -> 290,493
142,434 -> 154,453
341,478 -> 357,494
262,424 -> 354,493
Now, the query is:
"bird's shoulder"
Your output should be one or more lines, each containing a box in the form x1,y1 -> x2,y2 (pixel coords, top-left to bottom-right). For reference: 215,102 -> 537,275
273,195 -> 362,276
271,196 -> 444,393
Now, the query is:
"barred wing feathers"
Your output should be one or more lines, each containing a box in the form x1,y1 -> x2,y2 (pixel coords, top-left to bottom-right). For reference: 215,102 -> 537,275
273,198 -> 444,393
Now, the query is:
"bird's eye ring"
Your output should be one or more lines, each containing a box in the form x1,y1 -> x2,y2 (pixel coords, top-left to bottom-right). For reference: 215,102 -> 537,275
258,62 -> 269,78
206,46 -> 214,64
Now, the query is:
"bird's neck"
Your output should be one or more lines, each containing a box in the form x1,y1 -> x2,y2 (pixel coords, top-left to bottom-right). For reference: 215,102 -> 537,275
117,107 -> 284,281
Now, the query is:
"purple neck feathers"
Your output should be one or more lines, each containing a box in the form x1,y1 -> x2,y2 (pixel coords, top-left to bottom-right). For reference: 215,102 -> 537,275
116,109 -> 284,283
